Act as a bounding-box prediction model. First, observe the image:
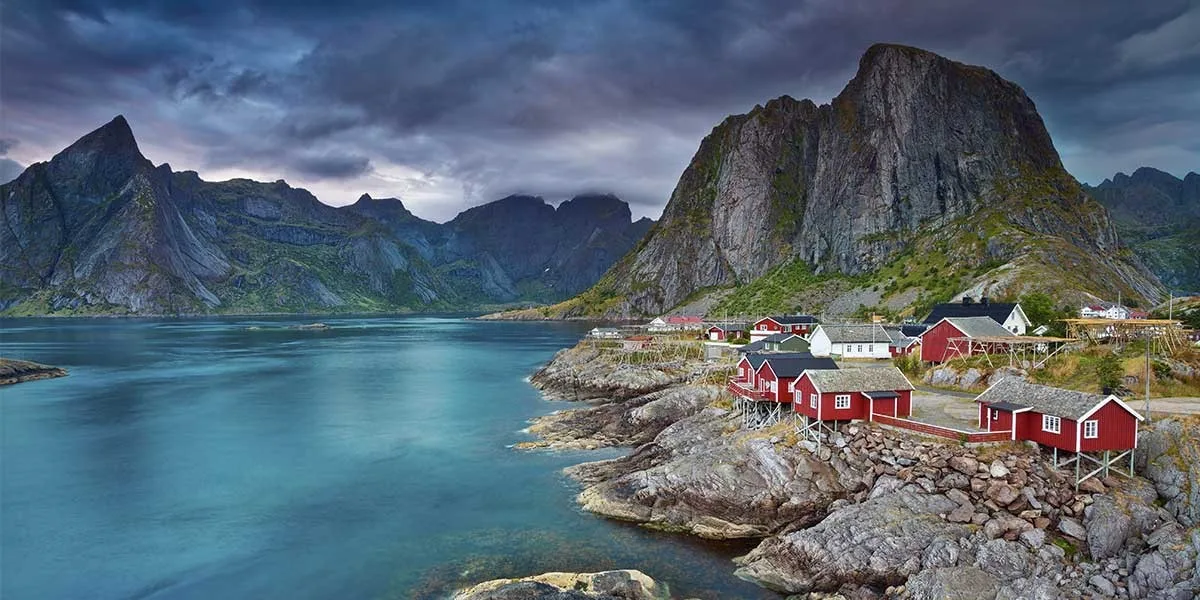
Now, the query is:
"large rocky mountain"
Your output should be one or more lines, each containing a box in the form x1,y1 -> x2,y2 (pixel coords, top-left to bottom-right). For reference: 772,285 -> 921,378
543,44 -> 1163,319
1085,168 -> 1200,293
0,116 -> 651,315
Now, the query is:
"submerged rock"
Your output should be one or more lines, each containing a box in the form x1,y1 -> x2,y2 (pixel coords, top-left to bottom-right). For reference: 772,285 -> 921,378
0,358 -> 68,386
453,570 -> 670,600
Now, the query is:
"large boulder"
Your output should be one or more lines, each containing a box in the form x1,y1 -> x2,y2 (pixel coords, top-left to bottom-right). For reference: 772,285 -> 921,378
732,491 -> 969,593
1136,418 -> 1200,527
521,385 -> 719,449
453,570 -> 670,600
570,409 -> 860,538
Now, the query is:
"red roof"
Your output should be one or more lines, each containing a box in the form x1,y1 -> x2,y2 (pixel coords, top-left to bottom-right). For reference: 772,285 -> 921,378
1129,310 -> 1149,319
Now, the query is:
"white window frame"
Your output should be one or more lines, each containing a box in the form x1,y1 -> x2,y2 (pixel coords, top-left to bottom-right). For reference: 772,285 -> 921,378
809,393 -> 817,409
1042,414 -> 1061,434
1083,420 -> 1099,439
867,344 -> 873,353
834,394 -> 851,409
991,409 -> 999,421
856,344 -> 863,353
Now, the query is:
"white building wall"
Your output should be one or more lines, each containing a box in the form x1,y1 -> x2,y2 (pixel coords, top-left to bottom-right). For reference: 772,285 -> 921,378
809,329 -> 833,356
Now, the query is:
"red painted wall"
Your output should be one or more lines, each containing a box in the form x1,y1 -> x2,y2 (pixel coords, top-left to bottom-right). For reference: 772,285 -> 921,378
919,320 -> 965,363
735,357 -> 753,383
754,362 -> 797,403
753,318 -> 784,334
752,319 -> 812,336
793,375 -> 909,421
820,391 -> 869,421
871,397 -> 898,417
793,374 -> 819,418
978,403 -> 1014,433
898,390 -> 912,418
1079,400 -> 1139,452
1016,411 -> 1078,451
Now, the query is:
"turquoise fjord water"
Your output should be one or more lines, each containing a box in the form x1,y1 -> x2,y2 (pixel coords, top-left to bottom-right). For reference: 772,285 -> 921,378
0,317 -> 778,600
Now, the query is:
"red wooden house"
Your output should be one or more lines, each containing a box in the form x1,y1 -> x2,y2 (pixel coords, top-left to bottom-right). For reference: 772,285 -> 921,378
920,316 -> 1015,363
974,378 -> 1143,453
751,315 -> 819,339
706,322 -> 748,341
793,367 -> 915,423
729,353 -> 837,428
730,353 -> 835,399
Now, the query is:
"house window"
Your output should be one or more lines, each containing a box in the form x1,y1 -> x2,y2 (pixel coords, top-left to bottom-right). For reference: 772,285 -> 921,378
809,393 -> 817,409
991,409 -> 999,421
1083,420 -> 1099,439
1042,415 -> 1061,434
835,394 -> 851,409
867,344 -> 873,353
856,345 -> 863,353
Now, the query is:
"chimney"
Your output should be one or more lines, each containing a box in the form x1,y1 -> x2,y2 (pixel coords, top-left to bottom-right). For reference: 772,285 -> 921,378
981,296 -> 989,306
962,296 -> 974,305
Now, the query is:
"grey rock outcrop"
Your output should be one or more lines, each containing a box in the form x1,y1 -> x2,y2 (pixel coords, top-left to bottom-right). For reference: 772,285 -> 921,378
733,491 -> 967,593
554,43 -> 1162,317
452,570 -> 670,600
571,409 -> 855,538
1136,418 -> 1200,527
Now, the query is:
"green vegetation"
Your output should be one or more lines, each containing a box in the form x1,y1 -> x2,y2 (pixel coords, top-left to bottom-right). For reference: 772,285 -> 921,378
711,258 -> 853,316
1019,292 -> 1074,336
1031,344 -> 1200,398
1094,352 -> 1124,392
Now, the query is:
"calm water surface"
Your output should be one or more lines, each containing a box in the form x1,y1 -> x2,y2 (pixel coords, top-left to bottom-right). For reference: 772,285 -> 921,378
0,317 -> 777,599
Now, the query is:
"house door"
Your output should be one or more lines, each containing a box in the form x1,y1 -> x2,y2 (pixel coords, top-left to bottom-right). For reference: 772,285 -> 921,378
710,332 -> 719,341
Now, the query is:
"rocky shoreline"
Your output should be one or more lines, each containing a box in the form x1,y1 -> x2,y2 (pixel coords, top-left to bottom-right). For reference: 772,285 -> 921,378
0,358 -> 68,386
487,341 -> 1200,599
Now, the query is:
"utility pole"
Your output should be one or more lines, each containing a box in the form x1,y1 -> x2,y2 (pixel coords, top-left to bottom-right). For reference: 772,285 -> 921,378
1144,332 -> 1152,423
1168,291 -> 1173,322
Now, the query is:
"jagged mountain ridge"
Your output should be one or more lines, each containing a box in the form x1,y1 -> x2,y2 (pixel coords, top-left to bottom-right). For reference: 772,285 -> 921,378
0,116 -> 652,314
545,43 -> 1163,318
1085,167 -> 1200,292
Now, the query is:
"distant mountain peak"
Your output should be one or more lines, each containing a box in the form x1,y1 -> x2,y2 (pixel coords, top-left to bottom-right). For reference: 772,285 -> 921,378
65,114 -> 141,156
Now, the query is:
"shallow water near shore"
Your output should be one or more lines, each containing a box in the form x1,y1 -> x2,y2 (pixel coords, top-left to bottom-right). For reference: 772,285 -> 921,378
0,316 -> 778,600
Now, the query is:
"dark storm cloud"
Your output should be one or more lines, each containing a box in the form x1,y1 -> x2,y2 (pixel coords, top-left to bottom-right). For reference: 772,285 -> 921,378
2,0 -> 1197,221
291,153 -> 373,179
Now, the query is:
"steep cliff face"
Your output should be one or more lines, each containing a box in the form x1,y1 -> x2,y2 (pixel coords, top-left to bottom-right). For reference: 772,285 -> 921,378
0,118 -> 652,315
1086,168 -> 1200,291
558,44 -> 1162,317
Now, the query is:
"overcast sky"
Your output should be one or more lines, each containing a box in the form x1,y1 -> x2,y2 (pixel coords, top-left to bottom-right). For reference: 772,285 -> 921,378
2,0 -> 1197,221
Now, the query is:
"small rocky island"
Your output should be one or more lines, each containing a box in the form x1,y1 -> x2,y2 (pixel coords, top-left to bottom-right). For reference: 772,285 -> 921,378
0,358 -> 68,386
483,340 -> 1200,600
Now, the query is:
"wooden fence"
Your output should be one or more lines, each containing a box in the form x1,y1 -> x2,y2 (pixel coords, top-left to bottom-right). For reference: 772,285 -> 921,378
872,413 -> 1011,443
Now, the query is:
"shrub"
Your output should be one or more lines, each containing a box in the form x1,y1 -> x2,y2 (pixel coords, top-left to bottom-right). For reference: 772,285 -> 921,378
1095,352 -> 1124,392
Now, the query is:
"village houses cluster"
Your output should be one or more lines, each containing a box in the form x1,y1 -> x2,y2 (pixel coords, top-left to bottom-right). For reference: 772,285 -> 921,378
588,294 -> 1154,487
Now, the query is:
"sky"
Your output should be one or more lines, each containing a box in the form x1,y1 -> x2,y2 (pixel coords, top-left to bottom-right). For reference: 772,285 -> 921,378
2,0 -> 1198,222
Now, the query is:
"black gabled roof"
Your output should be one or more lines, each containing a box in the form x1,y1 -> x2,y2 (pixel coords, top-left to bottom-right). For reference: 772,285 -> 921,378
900,324 -> 928,337
923,302 -> 1018,326
737,340 -> 768,354
763,333 -> 801,343
742,351 -> 815,369
757,354 -> 839,377
765,315 -> 819,325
